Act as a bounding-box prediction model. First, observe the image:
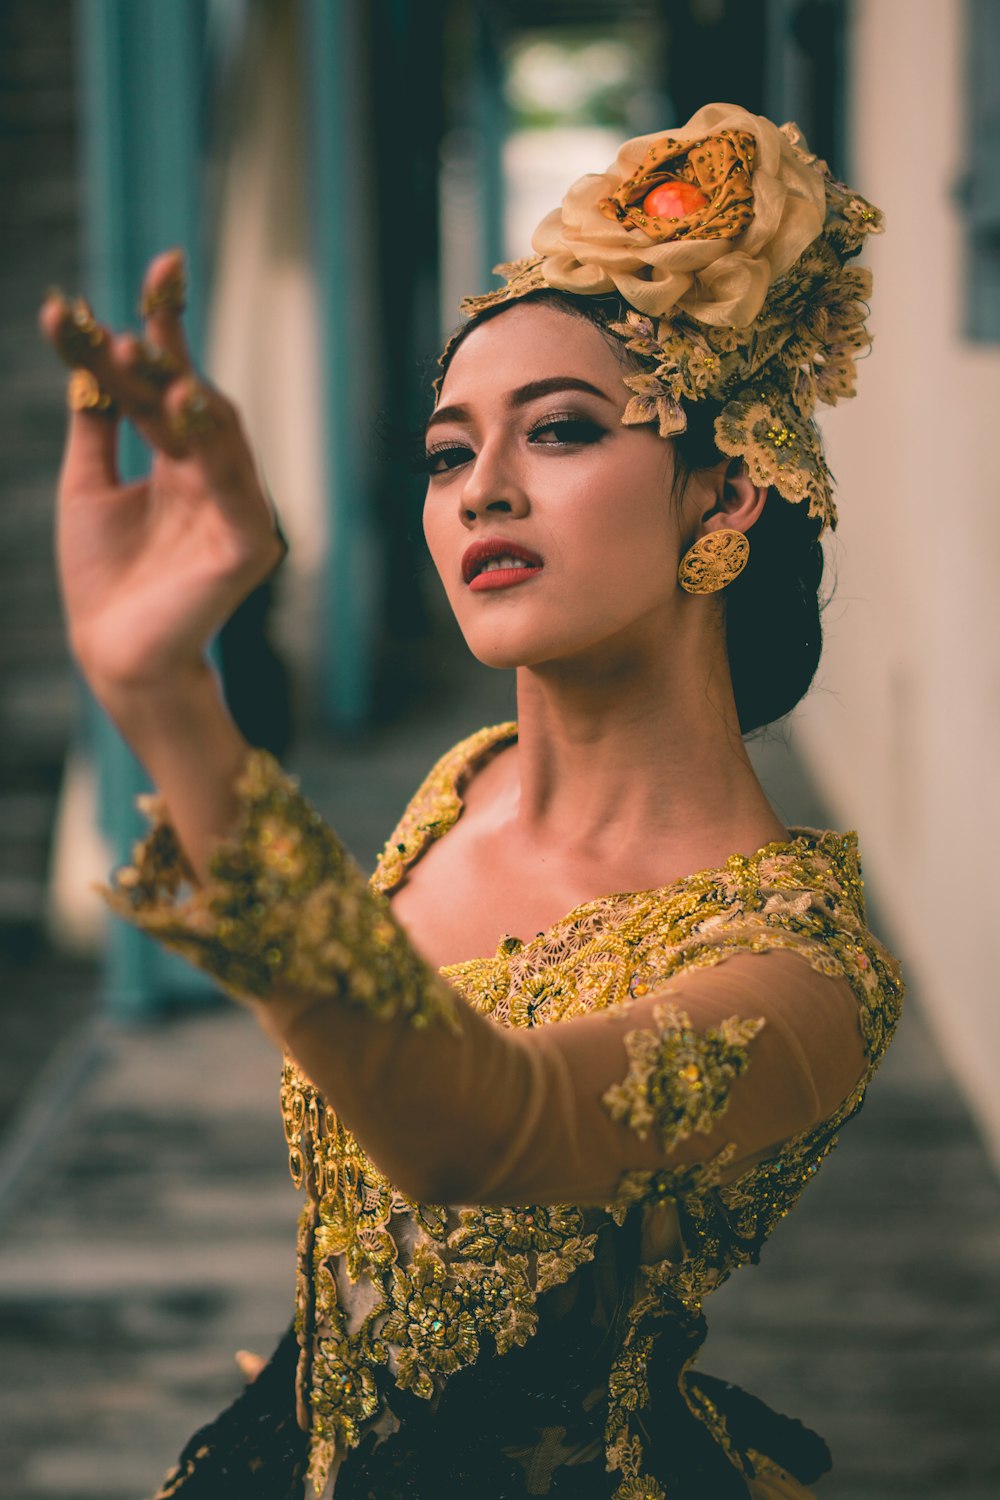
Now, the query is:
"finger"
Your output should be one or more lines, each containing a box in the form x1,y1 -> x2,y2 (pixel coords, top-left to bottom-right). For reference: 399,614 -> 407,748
41,294 -> 121,488
62,377 -> 121,491
41,288 -> 182,402
46,299 -> 186,454
40,290 -> 110,369
107,330 -> 169,409
48,308 -> 208,466
121,332 -> 185,389
162,375 -> 252,486
161,378 -> 284,567
140,247 -> 194,369
235,1349 -> 265,1383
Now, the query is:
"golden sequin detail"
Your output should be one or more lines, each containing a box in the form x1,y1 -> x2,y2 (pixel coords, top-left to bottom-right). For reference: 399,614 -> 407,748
105,751 -> 459,1032
603,1003 -> 766,1148
105,724 -> 903,1497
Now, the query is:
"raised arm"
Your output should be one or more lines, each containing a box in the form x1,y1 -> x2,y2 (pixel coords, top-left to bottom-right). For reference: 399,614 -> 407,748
108,751 -> 868,1208
39,252 -> 280,874
274,943 -> 866,1206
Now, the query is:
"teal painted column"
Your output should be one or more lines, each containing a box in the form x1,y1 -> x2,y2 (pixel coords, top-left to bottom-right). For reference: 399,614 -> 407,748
302,0 -> 379,731
76,0 -> 212,1016
476,2 -> 508,289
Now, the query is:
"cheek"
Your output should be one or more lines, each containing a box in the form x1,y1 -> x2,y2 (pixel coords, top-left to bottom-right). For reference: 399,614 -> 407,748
562,484 -> 679,595
422,494 -> 451,582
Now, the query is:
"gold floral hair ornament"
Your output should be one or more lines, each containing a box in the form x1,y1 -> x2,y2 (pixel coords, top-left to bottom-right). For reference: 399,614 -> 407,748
448,102 -> 883,533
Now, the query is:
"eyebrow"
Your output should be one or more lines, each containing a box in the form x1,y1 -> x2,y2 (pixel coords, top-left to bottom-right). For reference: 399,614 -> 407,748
426,375 -> 616,432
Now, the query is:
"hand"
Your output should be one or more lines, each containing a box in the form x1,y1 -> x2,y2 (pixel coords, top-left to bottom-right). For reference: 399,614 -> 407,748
39,249 -> 286,702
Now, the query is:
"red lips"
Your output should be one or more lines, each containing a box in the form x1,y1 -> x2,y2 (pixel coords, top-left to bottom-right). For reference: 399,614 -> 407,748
461,537 -> 544,586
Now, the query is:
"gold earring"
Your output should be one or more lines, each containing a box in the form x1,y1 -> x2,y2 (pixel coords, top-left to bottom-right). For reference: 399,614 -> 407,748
677,528 -> 750,594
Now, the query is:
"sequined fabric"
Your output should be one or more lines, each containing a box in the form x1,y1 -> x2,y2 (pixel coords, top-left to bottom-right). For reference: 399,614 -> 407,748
110,723 -> 903,1499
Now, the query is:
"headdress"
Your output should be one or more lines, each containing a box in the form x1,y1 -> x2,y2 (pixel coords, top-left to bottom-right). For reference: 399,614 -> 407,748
444,102 -> 883,533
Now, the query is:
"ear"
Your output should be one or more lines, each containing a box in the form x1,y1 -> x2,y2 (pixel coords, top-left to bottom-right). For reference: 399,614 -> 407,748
696,458 -> 767,538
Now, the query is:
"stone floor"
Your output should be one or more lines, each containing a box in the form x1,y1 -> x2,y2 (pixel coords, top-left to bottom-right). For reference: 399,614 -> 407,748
1,698 -> 999,1500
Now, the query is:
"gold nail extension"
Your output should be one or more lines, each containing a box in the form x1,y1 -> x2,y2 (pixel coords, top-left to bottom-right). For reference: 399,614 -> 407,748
140,256 -> 187,319
57,297 -> 108,364
172,384 -> 215,442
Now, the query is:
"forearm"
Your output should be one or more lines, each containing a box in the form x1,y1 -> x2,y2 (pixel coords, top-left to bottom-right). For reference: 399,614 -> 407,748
104,750 -> 843,1214
261,984 -> 539,1204
98,662 -> 250,884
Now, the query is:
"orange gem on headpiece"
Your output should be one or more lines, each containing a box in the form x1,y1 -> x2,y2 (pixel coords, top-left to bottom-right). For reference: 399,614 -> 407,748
641,180 -> 710,221
599,128 -> 757,244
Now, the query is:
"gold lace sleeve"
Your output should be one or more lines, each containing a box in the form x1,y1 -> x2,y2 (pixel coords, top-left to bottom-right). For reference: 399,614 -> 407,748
103,749 -> 459,1032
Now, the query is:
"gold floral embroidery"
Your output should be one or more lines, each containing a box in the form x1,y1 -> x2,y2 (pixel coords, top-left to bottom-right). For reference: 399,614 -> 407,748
607,1333 -> 655,1412
603,1002 -> 765,1149
106,724 -> 903,1497
621,370 -> 687,437
448,1202 -> 587,1260
382,1241 -> 481,1397
453,1255 -> 537,1355
608,1142 -> 741,1225
613,1476 -> 667,1500
714,393 -> 836,521
311,1321 -> 380,1449
105,751 -> 460,1032
373,722 -> 517,895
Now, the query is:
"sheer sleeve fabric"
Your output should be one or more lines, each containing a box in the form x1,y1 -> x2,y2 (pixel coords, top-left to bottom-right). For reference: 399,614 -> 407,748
275,947 -> 866,1205
106,750 -> 868,1207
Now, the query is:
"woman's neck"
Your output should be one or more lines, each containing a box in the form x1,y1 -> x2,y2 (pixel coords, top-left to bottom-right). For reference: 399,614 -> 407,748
505,625 -> 784,862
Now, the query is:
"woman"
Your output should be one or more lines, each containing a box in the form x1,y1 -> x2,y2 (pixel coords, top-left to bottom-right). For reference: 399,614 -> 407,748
41,103 -> 902,1499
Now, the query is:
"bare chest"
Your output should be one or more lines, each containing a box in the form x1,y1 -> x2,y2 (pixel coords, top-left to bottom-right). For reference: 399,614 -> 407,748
383,736 -> 788,971
388,816 -> 675,971
389,840 -> 575,966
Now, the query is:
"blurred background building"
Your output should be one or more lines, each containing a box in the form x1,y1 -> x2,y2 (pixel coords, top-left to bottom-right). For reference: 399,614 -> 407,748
2,3 -> 1000,1497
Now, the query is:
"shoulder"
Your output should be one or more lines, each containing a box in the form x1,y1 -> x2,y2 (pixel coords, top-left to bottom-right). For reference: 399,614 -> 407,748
372,723 -> 517,894
633,827 -> 904,1075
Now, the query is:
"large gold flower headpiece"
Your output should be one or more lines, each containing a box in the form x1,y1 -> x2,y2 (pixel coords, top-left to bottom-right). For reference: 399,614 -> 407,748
449,102 -> 883,533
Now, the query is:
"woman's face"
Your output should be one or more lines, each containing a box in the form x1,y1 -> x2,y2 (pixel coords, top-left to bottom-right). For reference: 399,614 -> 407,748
423,302 -> 703,673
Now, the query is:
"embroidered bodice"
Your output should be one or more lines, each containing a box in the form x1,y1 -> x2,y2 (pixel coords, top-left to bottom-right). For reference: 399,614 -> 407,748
107,723 -> 903,1500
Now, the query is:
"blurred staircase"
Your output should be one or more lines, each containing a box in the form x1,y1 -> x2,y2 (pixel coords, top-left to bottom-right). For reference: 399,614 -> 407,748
0,0 -> 79,949
0,0 -> 97,1125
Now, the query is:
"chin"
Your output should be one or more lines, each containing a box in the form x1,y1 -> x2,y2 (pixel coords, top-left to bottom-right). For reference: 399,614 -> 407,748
462,632 -> 539,672
460,617 -> 629,675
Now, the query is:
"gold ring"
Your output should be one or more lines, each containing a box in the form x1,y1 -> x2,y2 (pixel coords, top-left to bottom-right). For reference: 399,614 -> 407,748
58,297 -> 108,364
172,383 -> 216,442
140,259 -> 187,319
67,368 -> 116,415
132,339 -> 183,386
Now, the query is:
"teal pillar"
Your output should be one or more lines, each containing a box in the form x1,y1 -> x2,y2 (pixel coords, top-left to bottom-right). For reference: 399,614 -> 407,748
76,0 -> 212,1016
476,2 -> 507,288
764,0 -> 849,175
302,0 -> 379,731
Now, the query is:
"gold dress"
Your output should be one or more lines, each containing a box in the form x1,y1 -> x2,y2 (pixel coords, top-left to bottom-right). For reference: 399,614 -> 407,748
108,723 -> 904,1500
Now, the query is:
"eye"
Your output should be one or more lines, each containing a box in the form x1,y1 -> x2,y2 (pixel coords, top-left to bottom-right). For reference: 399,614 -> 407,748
528,415 -> 605,446
421,441 -> 474,475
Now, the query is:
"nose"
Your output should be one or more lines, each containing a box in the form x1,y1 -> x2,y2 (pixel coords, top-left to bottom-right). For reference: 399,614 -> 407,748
458,439 -> 530,526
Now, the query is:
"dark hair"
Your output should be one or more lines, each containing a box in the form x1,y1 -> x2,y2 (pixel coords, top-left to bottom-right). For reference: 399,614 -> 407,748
667,395 -> 825,734
436,290 -> 825,734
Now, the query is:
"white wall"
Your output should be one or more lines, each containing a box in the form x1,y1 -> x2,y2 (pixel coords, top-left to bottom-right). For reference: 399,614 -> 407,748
206,0 -> 326,673
794,0 -> 1000,1164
